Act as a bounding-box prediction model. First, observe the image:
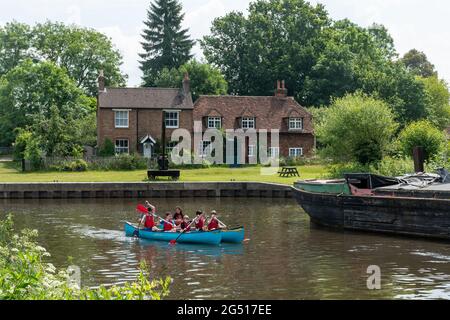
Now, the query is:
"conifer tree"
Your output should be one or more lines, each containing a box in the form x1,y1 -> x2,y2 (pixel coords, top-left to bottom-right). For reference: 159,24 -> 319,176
140,0 -> 194,86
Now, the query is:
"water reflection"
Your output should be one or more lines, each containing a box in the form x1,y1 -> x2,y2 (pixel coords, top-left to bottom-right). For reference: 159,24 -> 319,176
1,198 -> 450,299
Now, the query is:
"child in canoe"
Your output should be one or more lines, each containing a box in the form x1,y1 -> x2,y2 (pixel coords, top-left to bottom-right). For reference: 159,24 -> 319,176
207,210 -> 227,231
194,210 -> 206,231
181,215 -> 192,232
173,207 -> 184,229
160,212 -> 176,232
141,201 -> 160,231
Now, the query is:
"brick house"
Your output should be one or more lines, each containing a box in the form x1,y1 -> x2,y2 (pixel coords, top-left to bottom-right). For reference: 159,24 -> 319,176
97,73 -> 315,159
193,81 -> 315,159
96,72 -> 193,157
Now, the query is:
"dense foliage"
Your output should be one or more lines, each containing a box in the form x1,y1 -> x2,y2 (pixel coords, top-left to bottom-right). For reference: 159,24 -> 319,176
317,93 -> 398,164
0,60 -> 93,147
154,60 -> 228,101
140,0 -> 195,86
201,0 -> 447,127
0,214 -> 171,300
401,49 -> 437,78
0,21 -> 126,96
398,120 -> 447,162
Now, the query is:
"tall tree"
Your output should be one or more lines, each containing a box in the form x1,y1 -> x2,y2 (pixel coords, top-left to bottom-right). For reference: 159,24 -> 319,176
140,0 -> 195,87
0,21 -> 127,97
32,22 -> 127,97
418,76 -> 450,130
0,22 -> 33,76
401,49 -> 437,78
0,60 -> 93,146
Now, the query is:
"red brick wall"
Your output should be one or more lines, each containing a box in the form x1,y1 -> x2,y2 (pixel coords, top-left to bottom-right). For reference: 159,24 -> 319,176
279,133 -> 315,157
97,108 -> 193,154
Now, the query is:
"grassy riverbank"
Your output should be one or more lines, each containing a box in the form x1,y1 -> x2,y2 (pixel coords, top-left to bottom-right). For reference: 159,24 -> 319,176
0,162 -> 326,184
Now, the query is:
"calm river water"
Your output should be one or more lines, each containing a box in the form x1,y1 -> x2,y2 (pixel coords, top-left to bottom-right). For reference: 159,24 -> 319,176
1,197 -> 450,300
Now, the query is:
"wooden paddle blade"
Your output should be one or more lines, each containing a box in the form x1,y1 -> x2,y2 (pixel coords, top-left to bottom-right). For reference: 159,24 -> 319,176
136,204 -> 148,214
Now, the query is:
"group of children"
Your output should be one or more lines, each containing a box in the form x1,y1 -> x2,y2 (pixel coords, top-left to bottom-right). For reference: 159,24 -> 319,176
139,201 -> 227,233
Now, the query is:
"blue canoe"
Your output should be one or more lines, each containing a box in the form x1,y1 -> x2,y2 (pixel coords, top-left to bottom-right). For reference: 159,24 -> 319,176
221,227 -> 245,243
124,222 -> 222,245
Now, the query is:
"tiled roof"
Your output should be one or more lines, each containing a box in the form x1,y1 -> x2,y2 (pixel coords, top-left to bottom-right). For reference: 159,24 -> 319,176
98,87 -> 193,110
193,95 -> 313,132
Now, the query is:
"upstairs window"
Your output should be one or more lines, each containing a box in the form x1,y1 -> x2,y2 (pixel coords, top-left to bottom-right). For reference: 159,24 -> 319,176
115,110 -> 129,128
207,117 -> 222,129
165,111 -> 180,128
289,117 -> 303,130
115,139 -> 129,154
241,117 -> 255,129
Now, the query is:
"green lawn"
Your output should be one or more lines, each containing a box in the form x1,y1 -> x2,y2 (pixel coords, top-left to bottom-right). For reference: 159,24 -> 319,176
0,162 -> 327,184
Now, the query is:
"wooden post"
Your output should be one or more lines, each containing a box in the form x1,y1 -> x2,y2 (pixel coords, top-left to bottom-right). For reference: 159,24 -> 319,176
413,146 -> 425,173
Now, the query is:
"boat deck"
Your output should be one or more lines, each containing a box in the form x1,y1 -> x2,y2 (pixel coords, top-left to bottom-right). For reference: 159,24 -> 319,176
375,183 -> 450,199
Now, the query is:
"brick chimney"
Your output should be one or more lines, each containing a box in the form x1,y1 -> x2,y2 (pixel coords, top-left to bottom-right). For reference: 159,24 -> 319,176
275,80 -> 288,97
183,72 -> 190,96
98,70 -> 105,93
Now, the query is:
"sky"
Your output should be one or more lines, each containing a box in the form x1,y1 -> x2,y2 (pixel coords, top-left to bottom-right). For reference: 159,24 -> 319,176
1,0 -> 449,87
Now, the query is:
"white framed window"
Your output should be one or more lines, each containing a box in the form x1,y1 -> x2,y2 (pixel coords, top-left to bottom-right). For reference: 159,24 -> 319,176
115,139 -> 129,154
165,111 -> 180,128
207,117 -> 222,129
248,145 -> 256,157
289,147 -> 303,157
289,118 -> 303,130
268,147 -> 280,158
241,117 -> 255,129
198,140 -> 211,157
115,110 -> 129,128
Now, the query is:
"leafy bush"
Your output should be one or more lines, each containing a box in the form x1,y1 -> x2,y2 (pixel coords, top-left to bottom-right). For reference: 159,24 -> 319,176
24,138 -> 43,170
374,156 -> 415,177
49,159 -> 88,172
317,92 -> 398,164
0,214 -> 171,300
13,129 -> 32,161
98,138 -> 115,157
398,120 -> 446,161
88,154 -> 148,171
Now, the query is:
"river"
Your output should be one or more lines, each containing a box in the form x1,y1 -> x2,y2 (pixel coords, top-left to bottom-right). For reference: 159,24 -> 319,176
1,198 -> 450,299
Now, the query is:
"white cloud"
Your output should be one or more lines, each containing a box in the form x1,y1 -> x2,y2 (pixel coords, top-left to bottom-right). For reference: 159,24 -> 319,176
65,5 -> 82,25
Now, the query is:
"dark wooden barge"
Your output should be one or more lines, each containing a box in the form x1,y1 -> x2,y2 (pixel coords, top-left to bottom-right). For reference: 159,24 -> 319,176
292,174 -> 450,240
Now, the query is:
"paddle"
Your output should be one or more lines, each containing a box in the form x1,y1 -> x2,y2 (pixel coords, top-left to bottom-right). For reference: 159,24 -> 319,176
169,218 -> 198,245
134,208 -> 145,237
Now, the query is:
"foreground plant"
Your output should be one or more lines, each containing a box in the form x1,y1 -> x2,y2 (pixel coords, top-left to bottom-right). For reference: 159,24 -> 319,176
0,214 -> 171,300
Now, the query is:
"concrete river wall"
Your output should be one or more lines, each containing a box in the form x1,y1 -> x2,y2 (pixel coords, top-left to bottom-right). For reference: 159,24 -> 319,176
0,182 -> 293,199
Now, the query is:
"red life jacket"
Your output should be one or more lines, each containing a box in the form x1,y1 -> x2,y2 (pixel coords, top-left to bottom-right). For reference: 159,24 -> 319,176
163,221 -> 173,231
144,214 -> 154,229
195,217 -> 204,230
208,218 -> 219,230
181,221 -> 191,232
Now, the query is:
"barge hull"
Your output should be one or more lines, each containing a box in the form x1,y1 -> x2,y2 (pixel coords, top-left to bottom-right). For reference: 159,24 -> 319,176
292,187 -> 450,240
